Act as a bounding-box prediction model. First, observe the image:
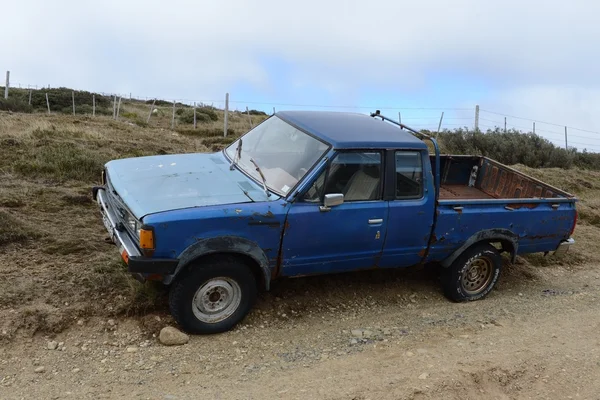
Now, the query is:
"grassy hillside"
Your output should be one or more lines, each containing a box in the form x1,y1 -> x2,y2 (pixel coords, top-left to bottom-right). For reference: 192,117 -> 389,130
0,104 -> 597,340
0,109 -> 267,339
0,86 -> 267,138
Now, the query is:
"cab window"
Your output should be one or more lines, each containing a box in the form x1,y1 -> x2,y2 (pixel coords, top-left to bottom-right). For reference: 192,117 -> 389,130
395,151 -> 423,199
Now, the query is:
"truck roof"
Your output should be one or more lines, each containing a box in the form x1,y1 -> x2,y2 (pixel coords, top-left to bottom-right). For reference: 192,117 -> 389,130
276,111 -> 428,150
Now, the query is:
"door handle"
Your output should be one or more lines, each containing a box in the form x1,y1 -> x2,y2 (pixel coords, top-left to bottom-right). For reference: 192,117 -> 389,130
368,219 -> 383,224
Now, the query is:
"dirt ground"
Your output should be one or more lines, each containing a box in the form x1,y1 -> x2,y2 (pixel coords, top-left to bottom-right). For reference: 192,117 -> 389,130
1,113 -> 599,399
1,258 -> 599,400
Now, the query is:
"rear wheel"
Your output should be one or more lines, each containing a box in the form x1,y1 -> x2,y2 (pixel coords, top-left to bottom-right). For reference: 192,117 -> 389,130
169,257 -> 257,334
441,243 -> 502,302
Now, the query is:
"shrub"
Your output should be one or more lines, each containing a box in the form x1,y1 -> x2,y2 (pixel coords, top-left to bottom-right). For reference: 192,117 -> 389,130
94,107 -> 113,116
0,98 -> 33,113
248,109 -> 267,116
29,88 -> 112,113
146,99 -> 171,106
134,118 -> 148,128
198,107 -> 218,121
177,109 -> 212,124
13,142 -> 107,182
437,128 -> 577,169
76,104 -> 93,115
121,111 -> 138,119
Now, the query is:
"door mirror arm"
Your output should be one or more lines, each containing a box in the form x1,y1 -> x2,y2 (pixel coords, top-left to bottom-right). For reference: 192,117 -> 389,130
320,193 -> 344,212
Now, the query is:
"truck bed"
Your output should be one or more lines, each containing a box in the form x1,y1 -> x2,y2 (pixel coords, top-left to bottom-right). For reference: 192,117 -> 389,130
439,185 -> 494,200
426,155 -> 577,263
433,155 -> 574,200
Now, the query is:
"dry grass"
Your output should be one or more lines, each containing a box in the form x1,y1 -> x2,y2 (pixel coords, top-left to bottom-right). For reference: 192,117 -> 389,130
0,110 -> 266,340
513,165 -> 600,228
512,165 -> 600,267
0,111 -> 594,340
119,100 -> 265,134
0,210 -> 40,246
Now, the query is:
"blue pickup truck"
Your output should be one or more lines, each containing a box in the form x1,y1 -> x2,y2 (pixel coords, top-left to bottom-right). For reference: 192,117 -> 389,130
93,111 -> 577,334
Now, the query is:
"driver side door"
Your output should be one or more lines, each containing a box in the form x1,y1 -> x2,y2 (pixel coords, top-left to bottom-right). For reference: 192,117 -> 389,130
280,151 -> 388,277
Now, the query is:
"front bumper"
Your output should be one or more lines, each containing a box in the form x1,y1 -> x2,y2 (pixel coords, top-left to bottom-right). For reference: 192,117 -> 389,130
554,238 -> 575,256
95,187 -> 142,260
94,187 -> 178,278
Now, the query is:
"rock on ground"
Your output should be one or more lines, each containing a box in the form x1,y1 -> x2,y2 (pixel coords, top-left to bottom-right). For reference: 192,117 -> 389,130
159,326 -> 189,346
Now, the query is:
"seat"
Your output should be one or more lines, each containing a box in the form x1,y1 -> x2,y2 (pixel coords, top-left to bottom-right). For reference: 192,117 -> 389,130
342,165 -> 380,201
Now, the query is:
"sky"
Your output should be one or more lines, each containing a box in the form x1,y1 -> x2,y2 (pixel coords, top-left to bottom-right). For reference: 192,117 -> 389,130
2,0 -> 600,150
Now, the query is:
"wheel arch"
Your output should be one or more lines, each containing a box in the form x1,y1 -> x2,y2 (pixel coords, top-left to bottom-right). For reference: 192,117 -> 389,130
166,236 -> 271,291
441,229 -> 518,268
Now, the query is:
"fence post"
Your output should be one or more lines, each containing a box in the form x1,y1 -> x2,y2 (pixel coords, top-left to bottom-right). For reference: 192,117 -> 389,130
116,97 -> 122,120
398,111 -> 402,124
474,105 -> 480,130
193,102 -> 197,129
72,91 -> 76,115
112,96 -> 117,119
436,112 -> 444,138
146,99 -> 156,123
171,100 -> 176,129
504,117 -> 507,133
246,106 -> 254,130
273,106 -> 276,115
92,94 -> 96,116
45,93 -> 50,114
4,71 -> 9,99
565,126 -> 568,150
28,90 -> 32,105
224,93 -> 229,137
533,122 -> 535,134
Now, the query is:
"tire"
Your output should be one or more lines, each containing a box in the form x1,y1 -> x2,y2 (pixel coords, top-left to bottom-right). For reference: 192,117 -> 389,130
169,257 -> 257,334
441,243 -> 502,302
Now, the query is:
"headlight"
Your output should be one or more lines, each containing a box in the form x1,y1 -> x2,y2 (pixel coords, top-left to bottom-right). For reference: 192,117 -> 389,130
125,214 -> 140,238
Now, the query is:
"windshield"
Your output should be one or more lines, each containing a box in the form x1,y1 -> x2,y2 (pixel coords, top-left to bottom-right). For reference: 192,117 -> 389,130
225,116 -> 329,196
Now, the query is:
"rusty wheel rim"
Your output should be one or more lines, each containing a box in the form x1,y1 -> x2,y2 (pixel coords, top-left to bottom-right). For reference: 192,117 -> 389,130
461,256 -> 493,295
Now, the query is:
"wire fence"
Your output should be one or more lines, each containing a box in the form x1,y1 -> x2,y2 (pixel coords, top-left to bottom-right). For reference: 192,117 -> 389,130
3,71 -> 600,151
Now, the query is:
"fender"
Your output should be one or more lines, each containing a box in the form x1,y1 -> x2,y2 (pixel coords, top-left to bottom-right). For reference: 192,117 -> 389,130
440,229 -> 519,268
165,236 -> 271,290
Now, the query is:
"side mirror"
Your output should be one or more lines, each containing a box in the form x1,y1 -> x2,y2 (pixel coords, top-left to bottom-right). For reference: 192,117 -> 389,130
320,193 -> 344,212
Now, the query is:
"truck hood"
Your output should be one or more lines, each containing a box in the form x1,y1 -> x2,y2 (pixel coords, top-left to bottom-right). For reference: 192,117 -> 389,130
105,152 -> 271,219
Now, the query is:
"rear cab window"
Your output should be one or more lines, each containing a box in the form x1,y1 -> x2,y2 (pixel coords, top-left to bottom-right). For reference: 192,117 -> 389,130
395,151 -> 423,199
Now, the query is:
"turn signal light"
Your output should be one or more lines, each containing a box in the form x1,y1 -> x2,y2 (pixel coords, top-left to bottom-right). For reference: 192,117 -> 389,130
139,226 -> 155,251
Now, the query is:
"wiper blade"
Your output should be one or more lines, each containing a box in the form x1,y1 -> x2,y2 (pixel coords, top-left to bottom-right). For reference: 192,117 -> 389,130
230,139 -> 242,171
250,158 -> 271,198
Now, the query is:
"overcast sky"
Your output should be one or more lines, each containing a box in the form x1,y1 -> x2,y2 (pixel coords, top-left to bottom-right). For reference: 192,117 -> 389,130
3,0 -> 600,150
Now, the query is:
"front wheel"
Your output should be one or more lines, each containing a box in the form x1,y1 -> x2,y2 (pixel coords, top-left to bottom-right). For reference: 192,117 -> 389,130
441,243 -> 502,302
169,258 -> 257,334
